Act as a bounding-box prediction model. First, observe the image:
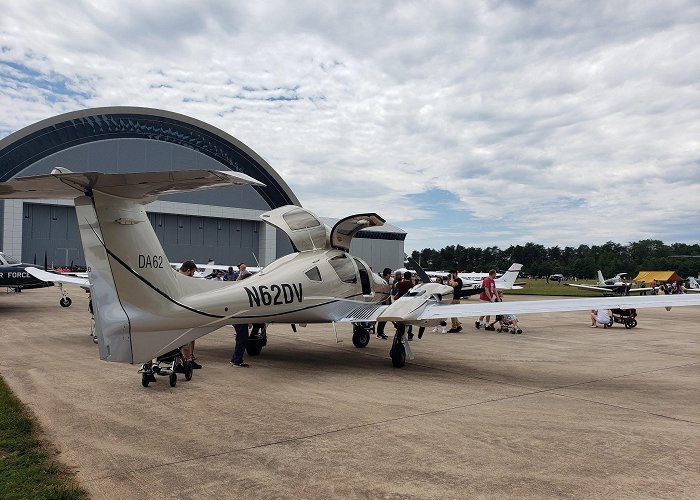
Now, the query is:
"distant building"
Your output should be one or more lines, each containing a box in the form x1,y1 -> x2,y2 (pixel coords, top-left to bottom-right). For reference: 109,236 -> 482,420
0,107 -> 405,271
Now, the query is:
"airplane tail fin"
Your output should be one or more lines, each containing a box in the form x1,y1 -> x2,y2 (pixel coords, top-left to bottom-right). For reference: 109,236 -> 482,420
1,168 -> 264,363
495,263 -> 523,290
597,270 -> 606,285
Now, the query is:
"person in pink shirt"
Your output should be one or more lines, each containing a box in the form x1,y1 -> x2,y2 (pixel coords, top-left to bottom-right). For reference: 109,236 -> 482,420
475,269 -> 498,331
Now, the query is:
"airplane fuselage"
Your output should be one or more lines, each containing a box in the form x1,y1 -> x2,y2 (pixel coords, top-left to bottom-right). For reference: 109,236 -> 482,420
0,261 -> 51,290
120,248 -> 391,334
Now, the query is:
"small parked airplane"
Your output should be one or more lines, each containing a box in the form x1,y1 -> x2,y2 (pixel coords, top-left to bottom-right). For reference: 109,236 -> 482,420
170,261 -> 263,279
563,271 -> 653,296
456,264 -> 523,296
1,168 -> 699,380
402,264 -> 523,295
0,251 -> 82,306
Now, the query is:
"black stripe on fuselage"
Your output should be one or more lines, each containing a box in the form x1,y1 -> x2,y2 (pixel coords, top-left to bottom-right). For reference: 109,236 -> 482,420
89,221 -> 387,321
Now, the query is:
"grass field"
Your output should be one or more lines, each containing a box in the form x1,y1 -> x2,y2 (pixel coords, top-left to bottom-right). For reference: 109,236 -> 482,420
504,278 -> 603,297
0,377 -> 87,500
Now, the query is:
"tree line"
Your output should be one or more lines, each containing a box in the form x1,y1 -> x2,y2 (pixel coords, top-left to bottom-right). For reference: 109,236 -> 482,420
409,240 -> 700,279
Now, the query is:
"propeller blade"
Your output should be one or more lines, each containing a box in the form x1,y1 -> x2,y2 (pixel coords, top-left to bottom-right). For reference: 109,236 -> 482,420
406,256 -> 431,284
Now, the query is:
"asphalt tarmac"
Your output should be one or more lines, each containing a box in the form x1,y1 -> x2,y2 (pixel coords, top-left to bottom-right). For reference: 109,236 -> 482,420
1,288 -> 699,499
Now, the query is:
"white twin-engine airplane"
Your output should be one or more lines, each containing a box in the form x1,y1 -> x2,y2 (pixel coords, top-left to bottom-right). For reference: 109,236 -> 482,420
2,168 -> 700,374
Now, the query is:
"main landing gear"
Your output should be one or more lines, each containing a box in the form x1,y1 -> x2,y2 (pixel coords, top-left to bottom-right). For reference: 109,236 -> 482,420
138,348 -> 193,388
352,323 -> 372,348
246,324 -> 268,356
389,324 -> 414,368
58,284 -> 72,307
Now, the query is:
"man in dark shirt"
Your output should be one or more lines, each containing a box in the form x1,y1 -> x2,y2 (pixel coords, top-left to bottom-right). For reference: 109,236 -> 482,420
231,262 -> 256,367
447,270 -> 463,333
392,271 -> 415,339
375,268 -> 392,339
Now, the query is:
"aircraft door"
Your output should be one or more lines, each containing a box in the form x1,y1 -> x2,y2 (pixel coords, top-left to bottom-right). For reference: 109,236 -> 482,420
354,258 -> 372,295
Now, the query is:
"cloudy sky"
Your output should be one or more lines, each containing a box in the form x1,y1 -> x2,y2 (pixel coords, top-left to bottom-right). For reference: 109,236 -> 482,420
1,0 -> 698,251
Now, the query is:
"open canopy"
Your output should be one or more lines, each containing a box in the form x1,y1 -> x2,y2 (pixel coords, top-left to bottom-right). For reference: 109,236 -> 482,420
633,271 -> 683,283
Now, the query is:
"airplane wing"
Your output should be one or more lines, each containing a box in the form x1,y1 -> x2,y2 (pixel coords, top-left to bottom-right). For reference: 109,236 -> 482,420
338,304 -> 389,323
25,267 -> 90,288
562,283 -> 616,293
563,283 -> 653,294
414,294 -> 700,320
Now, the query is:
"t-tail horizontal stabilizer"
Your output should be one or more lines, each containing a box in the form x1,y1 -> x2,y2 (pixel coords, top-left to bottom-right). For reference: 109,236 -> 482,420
0,168 -> 265,364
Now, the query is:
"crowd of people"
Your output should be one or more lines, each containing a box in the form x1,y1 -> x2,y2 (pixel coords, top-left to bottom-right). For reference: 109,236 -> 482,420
374,266 -> 523,339
169,259 -> 684,376
171,259 -> 691,375
173,260 -> 261,371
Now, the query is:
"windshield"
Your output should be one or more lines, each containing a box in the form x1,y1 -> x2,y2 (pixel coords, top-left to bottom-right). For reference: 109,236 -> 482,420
1,253 -> 20,265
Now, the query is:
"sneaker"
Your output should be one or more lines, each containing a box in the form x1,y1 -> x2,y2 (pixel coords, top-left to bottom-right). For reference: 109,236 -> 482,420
446,328 -> 458,333
484,325 -> 495,331
590,325 -> 598,328
453,326 -> 463,333
230,362 -> 250,367
191,360 -> 202,369
376,333 -> 389,340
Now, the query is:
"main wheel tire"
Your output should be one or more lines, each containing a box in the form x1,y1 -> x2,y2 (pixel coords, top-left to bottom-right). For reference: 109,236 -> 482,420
390,343 -> 406,368
626,318 -> 637,329
141,372 -> 150,387
247,343 -> 263,356
60,297 -> 72,307
169,373 -> 177,387
352,326 -> 371,348
184,360 -> 193,381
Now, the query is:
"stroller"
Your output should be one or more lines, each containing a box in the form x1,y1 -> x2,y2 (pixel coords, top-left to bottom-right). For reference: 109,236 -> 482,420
608,308 -> 638,329
494,314 -> 523,334
138,348 -> 193,387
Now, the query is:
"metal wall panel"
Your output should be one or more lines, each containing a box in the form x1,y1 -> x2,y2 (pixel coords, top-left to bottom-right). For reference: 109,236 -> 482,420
22,203 -> 84,267
21,203 -> 267,268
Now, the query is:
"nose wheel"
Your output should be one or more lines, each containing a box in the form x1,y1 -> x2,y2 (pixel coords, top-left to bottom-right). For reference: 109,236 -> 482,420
389,325 -> 411,368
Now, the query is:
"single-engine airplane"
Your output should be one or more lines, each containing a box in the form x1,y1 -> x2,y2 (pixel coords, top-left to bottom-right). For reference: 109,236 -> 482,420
1,168 -> 699,381
563,271 -> 653,296
0,251 -> 83,306
403,264 -> 523,295
455,263 -> 523,296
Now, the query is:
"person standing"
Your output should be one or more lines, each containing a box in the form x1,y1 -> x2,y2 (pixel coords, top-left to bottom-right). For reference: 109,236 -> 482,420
237,263 -> 252,280
230,262 -> 256,367
392,271 -> 415,340
447,270 -> 463,333
179,260 -> 202,369
476,269 -> 498,331
375,268 -> 392,340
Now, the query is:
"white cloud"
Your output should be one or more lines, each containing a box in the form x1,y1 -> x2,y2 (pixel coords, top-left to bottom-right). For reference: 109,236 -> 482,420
1,0 -> 699,251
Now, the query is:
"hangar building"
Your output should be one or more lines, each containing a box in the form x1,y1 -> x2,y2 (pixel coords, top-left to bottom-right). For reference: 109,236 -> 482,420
0,107 -> 405,272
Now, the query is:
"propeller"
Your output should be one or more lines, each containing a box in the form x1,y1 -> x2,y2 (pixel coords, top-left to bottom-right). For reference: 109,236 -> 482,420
406,255 -> 431,284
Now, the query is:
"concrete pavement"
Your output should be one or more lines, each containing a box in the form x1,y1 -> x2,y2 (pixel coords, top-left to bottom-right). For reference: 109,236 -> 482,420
1,288 -> 699,499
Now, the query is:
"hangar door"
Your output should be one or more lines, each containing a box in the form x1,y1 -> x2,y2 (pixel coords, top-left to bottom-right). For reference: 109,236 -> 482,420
147,212 -> 260,265
21,203 -> 260,267
21,203 -> 83,267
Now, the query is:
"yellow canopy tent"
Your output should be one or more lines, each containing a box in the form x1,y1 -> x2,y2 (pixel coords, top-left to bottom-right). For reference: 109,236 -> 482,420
633,271 -> 683,283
